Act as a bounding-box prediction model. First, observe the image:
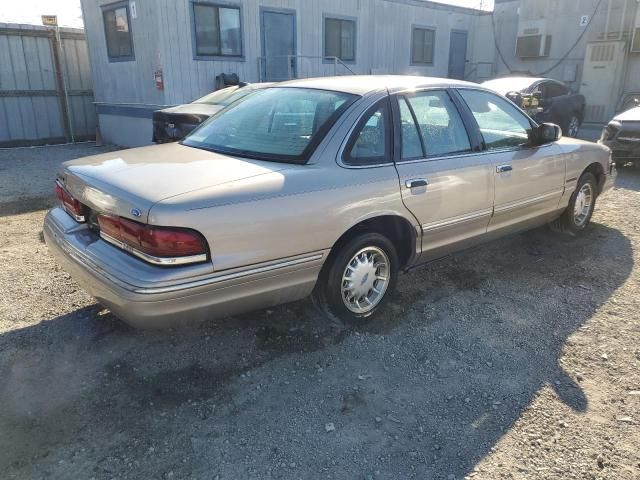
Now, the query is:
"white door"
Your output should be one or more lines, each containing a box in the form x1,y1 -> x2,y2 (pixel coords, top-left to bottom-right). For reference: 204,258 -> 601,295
581,41 -> 627,123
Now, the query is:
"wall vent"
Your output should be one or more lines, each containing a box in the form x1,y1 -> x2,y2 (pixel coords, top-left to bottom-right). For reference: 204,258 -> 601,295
590,43 -> 616,62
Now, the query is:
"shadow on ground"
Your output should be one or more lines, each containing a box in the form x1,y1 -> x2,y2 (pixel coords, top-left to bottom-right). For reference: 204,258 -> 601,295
0,196 -> 55,217
0,222 -> 633,479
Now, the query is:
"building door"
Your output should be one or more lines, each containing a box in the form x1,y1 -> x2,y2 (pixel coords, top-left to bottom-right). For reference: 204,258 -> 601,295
261,9 -> 296,81
580,41 -> 627,123
448,30 -> 468,80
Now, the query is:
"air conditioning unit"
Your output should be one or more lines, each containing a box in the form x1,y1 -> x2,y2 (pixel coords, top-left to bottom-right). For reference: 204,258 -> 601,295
515,20 -> 551,58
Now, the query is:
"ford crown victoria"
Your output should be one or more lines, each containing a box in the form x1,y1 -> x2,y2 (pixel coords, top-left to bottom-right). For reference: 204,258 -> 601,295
45,76 -> 615,328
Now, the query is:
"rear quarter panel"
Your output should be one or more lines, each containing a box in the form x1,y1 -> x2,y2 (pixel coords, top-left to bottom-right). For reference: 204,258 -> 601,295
148,163 -> 417,272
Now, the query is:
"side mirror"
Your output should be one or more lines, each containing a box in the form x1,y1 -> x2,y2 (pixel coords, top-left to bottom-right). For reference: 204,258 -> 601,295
529,122 -> 562,145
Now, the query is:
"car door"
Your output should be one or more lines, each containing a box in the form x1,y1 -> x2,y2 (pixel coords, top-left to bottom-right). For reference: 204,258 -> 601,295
392,89 -> 494,261
456,88 -> 566,233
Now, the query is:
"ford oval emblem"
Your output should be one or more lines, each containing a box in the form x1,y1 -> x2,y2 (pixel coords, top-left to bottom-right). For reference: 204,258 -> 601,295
131,208 -> 142,218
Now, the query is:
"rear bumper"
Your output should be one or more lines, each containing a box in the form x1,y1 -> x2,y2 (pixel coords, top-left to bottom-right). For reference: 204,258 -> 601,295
44,208 -> 325,329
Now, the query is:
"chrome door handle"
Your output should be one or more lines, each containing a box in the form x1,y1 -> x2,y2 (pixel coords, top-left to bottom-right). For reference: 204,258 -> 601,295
405,178 -> 428,188
496,165 -> 513,173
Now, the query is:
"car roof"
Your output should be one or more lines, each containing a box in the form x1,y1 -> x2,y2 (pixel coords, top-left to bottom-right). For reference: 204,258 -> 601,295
246,82 -> 275,89
482,76 -> 562,94
275,75 -> 481,95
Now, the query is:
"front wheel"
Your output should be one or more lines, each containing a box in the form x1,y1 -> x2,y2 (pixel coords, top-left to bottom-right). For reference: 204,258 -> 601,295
552,172 -> 597,235
565,115 -> 581,138
313,233 -> 399,325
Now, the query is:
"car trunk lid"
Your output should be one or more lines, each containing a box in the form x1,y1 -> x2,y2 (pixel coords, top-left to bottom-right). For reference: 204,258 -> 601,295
59,142 -> 286,223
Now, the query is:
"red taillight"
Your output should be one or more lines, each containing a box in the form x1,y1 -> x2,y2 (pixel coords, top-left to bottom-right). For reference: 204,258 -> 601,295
97,214 -> 207,265
55,182 -> 85,222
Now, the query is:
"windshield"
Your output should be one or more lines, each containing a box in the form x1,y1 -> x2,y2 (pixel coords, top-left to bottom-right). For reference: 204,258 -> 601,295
183,87 -> 357,163
482,77 -> 540,95
193,86 -> 243,106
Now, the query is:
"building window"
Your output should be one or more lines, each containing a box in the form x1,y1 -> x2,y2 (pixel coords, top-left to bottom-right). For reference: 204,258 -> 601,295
411,27 -> 435,65
192,2 -> 242,58
102,2 -> 134,61
324,17 -> 355,62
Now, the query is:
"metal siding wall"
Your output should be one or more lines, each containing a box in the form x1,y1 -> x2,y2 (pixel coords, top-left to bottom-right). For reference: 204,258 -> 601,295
0,23 -> 96,145
82,0 -> 487,145
82,0 -> 165,106
491,0 -> 639,88
153,0 -> 483,104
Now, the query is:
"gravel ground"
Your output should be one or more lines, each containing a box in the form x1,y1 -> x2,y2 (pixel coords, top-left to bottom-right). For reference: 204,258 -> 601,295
0,143 -> 120,215
0,145 -> 639,479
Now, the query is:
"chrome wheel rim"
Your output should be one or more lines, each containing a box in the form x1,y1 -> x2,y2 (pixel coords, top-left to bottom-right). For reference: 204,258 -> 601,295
573,183 -> 593,226
341,246 -> 390,314
568,116 -> 580,138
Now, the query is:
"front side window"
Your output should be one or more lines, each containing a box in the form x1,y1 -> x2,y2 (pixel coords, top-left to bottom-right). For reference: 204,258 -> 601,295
459,89 -> 532,150
324,17 -> 356,62
103,3 -> 133,60
183,88 -> 356,163
402,90 -> 471,158
192,3 -> 242,57
411,27 -> 435,65
344,101 -> 391,166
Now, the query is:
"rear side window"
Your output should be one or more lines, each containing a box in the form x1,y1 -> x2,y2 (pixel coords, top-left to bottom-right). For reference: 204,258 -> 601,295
459,89 -> 532,150
400,90 -> 471,158
398,98 -> 423,160
343,100 -> 392,166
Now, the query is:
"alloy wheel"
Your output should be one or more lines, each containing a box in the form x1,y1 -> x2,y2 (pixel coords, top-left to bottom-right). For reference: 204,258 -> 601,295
341,246 -> 390,314
568,116 -> 580,138
573,183 -> 593,227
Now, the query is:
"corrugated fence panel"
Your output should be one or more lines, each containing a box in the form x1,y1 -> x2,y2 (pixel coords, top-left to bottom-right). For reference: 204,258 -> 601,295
0,23 -> 96,146
61,36 -> 96,137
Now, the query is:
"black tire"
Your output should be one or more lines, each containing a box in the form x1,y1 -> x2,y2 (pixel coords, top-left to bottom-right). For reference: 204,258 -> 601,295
313,232 -> 399,325
551,172 -> 597,236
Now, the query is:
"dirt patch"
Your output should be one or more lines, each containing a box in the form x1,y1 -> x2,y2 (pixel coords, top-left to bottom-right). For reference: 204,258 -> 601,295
0,155 -> 639,479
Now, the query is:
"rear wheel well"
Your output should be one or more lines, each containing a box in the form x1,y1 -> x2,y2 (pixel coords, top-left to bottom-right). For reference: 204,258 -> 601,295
326,216 -> 417,272
583,162 -> 605,194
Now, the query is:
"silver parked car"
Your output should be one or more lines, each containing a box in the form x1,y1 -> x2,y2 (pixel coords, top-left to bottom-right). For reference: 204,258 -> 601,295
45,76 -> 616,328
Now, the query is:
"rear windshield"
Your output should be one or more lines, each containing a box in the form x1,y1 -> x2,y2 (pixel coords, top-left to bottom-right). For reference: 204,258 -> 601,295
182,87 -> 357,163
192,86 -> 243,106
